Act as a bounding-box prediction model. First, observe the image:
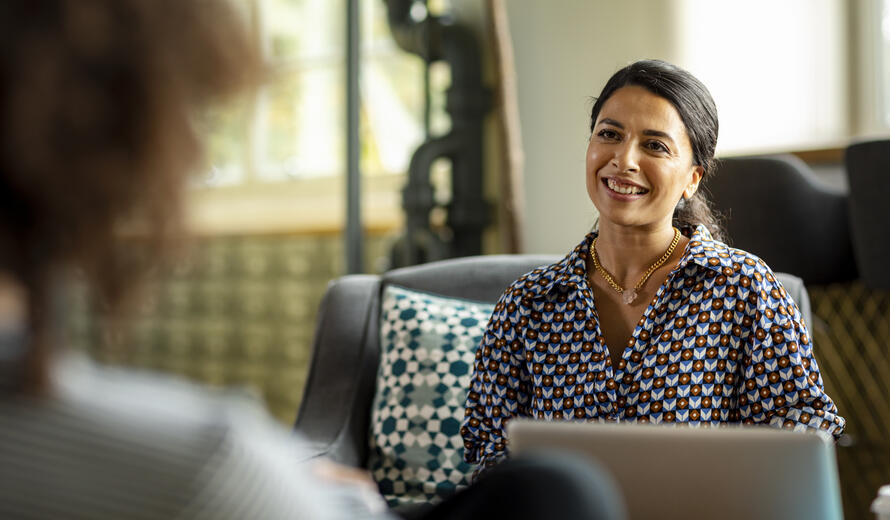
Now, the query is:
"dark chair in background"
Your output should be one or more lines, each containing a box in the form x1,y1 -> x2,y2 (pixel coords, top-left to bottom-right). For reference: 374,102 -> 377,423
844,140 -> 890,290
292,255 -> 812,470
708,155 -> 857,285
708,151 -> 890,519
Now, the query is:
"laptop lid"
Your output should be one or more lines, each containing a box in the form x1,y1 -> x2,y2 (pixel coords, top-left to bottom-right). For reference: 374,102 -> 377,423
507,419 -> 842,520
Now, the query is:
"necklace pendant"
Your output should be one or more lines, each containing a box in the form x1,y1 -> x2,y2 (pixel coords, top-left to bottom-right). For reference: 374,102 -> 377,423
622,289 -> 637,305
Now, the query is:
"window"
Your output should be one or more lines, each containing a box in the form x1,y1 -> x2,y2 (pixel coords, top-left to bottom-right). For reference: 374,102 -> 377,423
677,0 -> 848,155
189,0 -> 450,234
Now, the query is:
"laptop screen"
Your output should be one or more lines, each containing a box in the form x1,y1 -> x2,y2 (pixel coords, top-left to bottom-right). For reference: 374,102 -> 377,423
507,419 -> 842,520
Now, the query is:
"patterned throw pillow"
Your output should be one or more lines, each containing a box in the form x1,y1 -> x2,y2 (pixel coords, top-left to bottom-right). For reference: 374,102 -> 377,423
368,285 -> 494,507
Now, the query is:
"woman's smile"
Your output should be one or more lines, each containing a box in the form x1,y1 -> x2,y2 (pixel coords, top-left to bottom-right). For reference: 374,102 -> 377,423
602,177 -> 649,198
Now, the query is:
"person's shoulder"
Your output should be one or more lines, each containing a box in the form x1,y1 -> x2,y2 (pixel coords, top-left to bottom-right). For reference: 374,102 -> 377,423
503,260 -> 561,294
48,354 -> 328,517
699,237 -> 789,298
53,354 -> 316,464
692,228 -> 774,278
726,244 -> 772,274
56,353 -> 261,428
498,238 -> 590,303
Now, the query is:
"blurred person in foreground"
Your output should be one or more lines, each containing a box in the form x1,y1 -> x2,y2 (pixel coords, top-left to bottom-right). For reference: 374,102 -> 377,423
0,1 -> 625,519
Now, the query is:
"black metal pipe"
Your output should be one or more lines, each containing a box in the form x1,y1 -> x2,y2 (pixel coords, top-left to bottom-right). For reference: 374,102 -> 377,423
401,133 -> 461,265
346,0 -> 362,274
384,0 -> 489,264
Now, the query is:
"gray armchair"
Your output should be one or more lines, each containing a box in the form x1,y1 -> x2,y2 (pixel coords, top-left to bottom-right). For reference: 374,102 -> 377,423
293,254 -> 813,469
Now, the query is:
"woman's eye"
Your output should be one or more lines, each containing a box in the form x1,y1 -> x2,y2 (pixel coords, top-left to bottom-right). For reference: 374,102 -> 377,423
597,129 -> 619,140
646,141 -> 669,153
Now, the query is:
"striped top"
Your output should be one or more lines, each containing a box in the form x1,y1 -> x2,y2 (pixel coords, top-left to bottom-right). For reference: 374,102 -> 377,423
0,354 -> 392,520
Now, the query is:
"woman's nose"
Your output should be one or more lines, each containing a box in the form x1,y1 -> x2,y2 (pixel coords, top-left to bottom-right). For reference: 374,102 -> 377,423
610,142 -> 639,172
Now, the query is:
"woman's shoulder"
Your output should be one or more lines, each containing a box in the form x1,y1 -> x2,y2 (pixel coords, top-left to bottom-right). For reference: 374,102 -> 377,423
689,226 -> 773,276
689,226 -> 779,286
498,236 -> 593,303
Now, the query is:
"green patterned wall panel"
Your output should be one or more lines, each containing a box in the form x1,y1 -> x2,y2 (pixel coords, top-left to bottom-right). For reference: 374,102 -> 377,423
65,232 -> 392,426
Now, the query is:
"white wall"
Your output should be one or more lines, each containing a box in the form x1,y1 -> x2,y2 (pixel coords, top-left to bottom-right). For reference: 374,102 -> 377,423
677,0 -> 849,155
852,0 -> 885,135
506,0 -> 683,254
505,0 -> 849,254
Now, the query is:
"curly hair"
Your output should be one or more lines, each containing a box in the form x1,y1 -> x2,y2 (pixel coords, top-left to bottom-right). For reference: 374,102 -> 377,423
0,0 -> 259,393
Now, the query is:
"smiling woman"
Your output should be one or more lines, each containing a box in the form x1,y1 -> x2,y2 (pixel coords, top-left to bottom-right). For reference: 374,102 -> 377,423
587,61 -> 721,242
460,59 -> 846,478
587,85 -> 703,240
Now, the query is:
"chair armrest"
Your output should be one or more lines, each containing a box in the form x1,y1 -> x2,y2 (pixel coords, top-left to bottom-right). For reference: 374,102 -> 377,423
293,274 -> 382,467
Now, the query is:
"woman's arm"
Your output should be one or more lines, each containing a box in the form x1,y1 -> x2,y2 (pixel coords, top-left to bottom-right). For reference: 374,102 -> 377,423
739,273 -> 845,438
460,288 -> 528,478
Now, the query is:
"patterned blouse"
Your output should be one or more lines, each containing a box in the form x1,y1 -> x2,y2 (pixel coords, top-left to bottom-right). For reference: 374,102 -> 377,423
460,225 -> 845,473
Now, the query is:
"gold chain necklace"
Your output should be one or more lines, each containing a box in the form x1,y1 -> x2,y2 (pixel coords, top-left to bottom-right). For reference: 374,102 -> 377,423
589,227 -> 681,305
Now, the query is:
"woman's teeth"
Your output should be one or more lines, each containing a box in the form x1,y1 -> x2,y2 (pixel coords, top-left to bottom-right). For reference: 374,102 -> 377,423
607,178 -> 647,195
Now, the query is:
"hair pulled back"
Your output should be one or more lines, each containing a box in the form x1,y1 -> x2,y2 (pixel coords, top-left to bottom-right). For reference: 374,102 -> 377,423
589,59 -> 724,240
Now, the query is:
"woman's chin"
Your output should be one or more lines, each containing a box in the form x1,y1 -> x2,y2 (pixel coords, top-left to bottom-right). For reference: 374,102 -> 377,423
596,212 -> 674,233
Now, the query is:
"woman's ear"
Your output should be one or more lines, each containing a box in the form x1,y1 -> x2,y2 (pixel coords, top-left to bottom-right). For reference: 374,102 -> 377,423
684,165 -> 704,199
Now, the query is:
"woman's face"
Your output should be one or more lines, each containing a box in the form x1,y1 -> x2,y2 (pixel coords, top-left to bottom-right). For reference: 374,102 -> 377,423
586,85 -> 702,233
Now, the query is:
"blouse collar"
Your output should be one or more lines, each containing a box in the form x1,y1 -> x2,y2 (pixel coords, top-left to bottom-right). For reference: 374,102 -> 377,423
527,224 -> 735,300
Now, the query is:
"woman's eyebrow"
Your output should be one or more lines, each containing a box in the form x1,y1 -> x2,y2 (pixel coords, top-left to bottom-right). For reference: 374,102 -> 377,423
598,118 -> 623,128
642,129 -> 676,145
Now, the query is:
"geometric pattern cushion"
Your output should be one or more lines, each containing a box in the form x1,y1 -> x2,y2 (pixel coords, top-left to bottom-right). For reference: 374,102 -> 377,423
367,285 -> 494,507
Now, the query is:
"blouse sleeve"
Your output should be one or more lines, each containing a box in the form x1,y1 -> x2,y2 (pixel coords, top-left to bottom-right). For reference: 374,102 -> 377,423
738,272 -> 845,439
460,287 -> 527,478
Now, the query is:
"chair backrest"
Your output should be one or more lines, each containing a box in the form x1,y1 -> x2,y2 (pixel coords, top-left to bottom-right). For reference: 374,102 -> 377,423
708,155 -> 856,285
294,255 -> 812,467
844,140 -> 890,289
293,255 -> 557,466
382,254 -> 559,301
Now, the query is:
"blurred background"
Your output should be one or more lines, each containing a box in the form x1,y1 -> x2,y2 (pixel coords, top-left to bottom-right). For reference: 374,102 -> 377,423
63,1 -> 889,517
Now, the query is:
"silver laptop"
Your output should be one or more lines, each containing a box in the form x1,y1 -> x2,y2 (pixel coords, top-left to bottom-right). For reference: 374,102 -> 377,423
507,419 -> 843,520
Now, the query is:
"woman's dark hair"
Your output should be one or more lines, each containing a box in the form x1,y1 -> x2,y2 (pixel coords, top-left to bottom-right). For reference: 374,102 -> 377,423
589,59 -> 725,241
